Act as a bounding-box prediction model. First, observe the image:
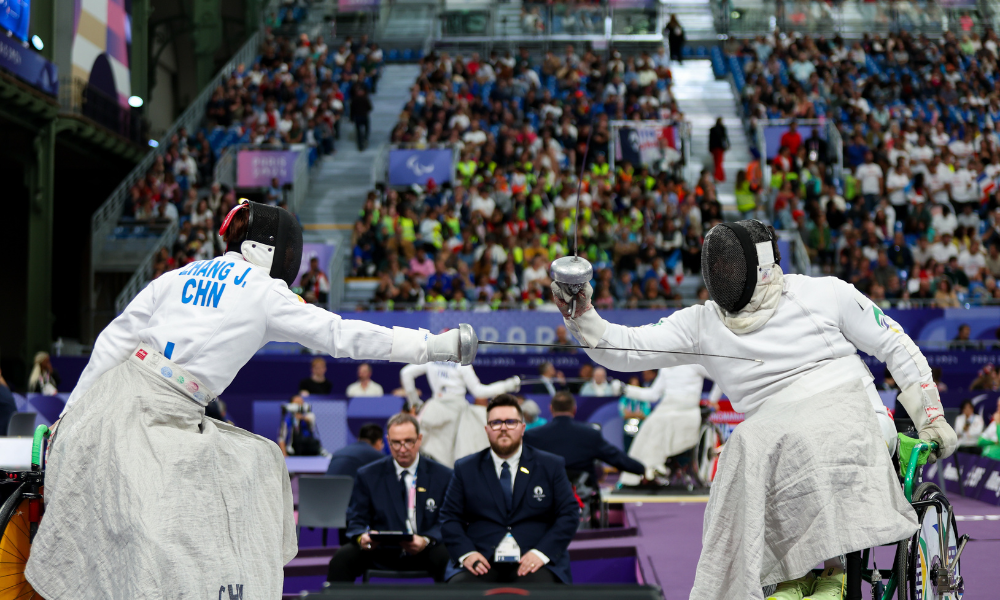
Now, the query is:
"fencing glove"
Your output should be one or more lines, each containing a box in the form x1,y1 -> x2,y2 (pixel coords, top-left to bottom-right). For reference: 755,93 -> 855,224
506,376 -> 521,394
896,382 -> 958,462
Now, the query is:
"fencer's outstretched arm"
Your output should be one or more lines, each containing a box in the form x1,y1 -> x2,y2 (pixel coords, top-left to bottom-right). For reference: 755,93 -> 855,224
267,286 -> 458,364
458,366 -> 518,399
564,306 -> 702,373
400,363 -> 428,404
65,282 -> 157,412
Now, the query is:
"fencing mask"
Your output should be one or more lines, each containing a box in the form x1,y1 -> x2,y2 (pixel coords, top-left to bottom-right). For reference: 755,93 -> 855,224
701,220 -> 778,313
220,200 -> 303,286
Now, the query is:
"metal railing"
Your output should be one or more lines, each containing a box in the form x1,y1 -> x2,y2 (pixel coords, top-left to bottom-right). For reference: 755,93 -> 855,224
291,144 -> 310,214
58,77 -> 147,144
214,144 -> 239,189
438,1 -> 666,42
89,1 -> 276,337
326,242 -> 349,311
113,220 -> 179,314
718,0 -> 983,37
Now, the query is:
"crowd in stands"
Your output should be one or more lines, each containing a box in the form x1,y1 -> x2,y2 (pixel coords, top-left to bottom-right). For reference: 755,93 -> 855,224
730,30 -> 1000,306
122,26 -> 383,282
352,46 -> 721,311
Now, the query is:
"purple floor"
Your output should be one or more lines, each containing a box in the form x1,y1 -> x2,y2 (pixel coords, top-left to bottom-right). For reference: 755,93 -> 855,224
619,495 -> 1000,599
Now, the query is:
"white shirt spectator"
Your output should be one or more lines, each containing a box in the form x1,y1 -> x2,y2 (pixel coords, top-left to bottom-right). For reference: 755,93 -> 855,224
955,412 -> 985,447
931,208 -> 958,236
908,143 -> 934,165
886,169 -> 910,206
469,192 -> 496,217
448,112 -> 471,131
950,167 -> 978,204
930,240 -> 959,263
855,162 -> 883,195
522,263 -> 549,287
463,129 -> 487,146
948,139 -> 975,160
928,164 -> 954,204
345,380 -> 385,397
790,60 -> 815,83
958,247 -> 987,279
931,130 -> 951,148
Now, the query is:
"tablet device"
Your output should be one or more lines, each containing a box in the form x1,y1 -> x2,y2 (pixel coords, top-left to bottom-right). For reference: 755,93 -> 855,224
368,532 -> 415,544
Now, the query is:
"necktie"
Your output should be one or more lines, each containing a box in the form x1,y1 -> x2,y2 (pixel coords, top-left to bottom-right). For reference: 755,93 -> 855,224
500,462 -> 513,513
401,470 -> 416,533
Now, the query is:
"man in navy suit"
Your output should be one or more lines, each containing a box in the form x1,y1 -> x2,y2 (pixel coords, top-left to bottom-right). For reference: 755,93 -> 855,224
327,414 -> 453,582
524,391 -> 645,484
326,423 -> 385,477
441,394 -> 579,584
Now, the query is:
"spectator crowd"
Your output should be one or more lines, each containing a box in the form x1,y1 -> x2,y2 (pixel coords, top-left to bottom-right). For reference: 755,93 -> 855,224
730,29 -> 1000,306
351,47 -> 727,311
121,25 -> 383,286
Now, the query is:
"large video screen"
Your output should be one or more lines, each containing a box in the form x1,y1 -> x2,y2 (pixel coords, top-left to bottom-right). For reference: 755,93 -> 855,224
0,0 -> 31,42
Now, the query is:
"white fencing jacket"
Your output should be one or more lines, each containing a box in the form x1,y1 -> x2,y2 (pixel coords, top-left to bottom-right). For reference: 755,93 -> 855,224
623,364 -> 722,411
67,252 -> 433,413
583,275 -> 933,416
400,362 -> 510,400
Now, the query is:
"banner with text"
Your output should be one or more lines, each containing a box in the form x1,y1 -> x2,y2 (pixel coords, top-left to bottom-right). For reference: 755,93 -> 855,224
237,150 -> 300,187
0,34 -> 58,96
388,148 -> 453,187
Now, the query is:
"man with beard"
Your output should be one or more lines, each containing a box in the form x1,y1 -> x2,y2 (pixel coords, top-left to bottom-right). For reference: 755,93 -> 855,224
440,395 -> 578,584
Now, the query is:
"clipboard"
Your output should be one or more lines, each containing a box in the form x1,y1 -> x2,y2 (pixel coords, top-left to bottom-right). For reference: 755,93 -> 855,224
368,531 -> 414,544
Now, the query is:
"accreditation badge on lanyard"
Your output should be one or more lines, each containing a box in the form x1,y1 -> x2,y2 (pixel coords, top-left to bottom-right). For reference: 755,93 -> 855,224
494,533 -> 521,563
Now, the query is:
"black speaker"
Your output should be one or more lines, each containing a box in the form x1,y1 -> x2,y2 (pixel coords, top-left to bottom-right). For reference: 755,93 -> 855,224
307,584 -> 664,599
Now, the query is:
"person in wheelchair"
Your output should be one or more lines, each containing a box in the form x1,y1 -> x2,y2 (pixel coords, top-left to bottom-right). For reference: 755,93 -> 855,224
613,364 -> 722,486
25,201 -> 473,599
551,220 -> 957,600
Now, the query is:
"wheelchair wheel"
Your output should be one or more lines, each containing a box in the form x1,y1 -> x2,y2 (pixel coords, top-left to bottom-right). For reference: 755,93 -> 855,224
694,421 -> 723,487
0,482 -> 42,599
905,482 -> 962,600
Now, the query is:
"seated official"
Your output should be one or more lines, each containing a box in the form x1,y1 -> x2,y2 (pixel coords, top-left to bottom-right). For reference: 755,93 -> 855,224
524,391 -> 645,484
327,413 -> 453,583
441,394 -> 579,584
326,423 -> 386,477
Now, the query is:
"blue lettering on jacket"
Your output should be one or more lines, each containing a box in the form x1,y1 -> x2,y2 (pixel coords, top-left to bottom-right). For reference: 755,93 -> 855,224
234,267 -> 252,286
206,282 -> 226,308
218,262 -> 234,281
206,261 -> 224,279
181,279 -> 197,303
194,280 -> 212,306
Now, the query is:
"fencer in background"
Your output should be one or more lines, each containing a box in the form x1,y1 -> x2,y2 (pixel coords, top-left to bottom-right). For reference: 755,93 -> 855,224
26,200 -> 473,600
615,365 -> 722,486
401,361 -> 519,468
552,219 -> 956,600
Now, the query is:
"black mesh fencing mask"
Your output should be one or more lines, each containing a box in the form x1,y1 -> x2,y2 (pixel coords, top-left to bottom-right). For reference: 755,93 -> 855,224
701,220 -> 775,313
240,202 -> 304,287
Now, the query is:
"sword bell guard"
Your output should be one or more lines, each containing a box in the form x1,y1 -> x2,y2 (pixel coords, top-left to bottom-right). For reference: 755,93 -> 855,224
458,323 -> 478,366
551,256 -> 593,291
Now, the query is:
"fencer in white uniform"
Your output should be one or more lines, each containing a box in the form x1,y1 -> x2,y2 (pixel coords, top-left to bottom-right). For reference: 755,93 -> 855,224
26,201 -> 472,600
401,362 -> 519,467
551,220 -> 957,600
616,365 -> 722,485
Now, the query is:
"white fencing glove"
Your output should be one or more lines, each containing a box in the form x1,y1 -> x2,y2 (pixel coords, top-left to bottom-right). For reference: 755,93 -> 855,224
550,281 -> 594,319
610,379 -> 623,396
506,376 -> 521,394
426,329 -> 461,363
896,382 -> 958,462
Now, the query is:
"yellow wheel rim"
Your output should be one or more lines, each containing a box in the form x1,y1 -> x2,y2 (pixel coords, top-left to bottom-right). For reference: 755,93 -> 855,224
0,498 -> 40,599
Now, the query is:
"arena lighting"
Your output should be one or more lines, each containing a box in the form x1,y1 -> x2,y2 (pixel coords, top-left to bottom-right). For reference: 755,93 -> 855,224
128,96 -> 144,108
148,139 -> 159,148
31,36 -> 44,50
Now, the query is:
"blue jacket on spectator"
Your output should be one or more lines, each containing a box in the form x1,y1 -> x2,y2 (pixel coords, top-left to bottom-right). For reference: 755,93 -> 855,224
345,455 -> 453,542
440,445 -> 579,583
326,441 -> 385,478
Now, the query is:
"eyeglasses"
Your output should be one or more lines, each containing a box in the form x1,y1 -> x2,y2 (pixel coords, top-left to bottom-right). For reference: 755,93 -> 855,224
389,439 -> 418,450
488,419 -> 523,430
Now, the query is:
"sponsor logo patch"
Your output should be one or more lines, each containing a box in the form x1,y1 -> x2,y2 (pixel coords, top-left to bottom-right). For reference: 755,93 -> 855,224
160,367 -> 173,378
135,349 -> 147,360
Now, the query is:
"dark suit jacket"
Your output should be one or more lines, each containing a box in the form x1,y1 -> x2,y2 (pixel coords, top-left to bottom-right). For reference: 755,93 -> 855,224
345,455 -> 453,544
326,441 -> 385,478
440,445 -> 579,583
524,416 -> 645,482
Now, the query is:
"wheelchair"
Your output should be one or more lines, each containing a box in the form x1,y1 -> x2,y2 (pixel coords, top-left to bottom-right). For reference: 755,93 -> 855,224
0,425 -> 50,600
660,407 -> 725,490
764,435 -> 967,600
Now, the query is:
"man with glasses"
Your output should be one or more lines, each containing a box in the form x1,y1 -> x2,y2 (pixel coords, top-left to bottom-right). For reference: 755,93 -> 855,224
327,413 -> 453,583
441,395 -> 578,584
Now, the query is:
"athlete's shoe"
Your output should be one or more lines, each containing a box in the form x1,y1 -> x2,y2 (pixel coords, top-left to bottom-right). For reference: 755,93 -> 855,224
766,573 -> 816,600
803,567 -> 845,600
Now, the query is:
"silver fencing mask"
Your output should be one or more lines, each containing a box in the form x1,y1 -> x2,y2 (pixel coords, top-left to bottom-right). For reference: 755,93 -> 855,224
701,220 -> 777,313
221,200 -> 303,286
